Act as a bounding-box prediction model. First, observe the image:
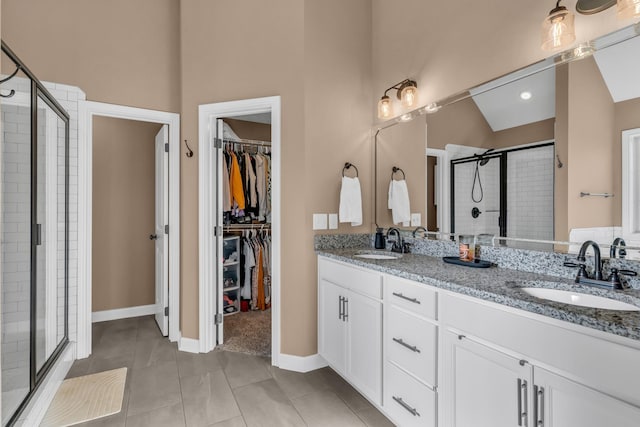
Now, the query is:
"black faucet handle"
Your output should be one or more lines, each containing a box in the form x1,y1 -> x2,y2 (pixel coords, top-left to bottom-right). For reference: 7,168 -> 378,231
619,269 -> 637,277
563,261 -> 583,268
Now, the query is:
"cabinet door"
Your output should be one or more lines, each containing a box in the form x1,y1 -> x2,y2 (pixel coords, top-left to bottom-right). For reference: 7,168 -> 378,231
319,279 -> 347,374
346,291 -> 382,405
534,367 -> 640,427
442,331 -> 531,427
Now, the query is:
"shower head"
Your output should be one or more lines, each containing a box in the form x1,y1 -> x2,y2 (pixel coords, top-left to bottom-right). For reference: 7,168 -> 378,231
479,157 -> 491,166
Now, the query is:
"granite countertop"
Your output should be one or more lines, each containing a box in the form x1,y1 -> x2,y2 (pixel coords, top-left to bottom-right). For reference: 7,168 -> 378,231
317,248 -> 640,342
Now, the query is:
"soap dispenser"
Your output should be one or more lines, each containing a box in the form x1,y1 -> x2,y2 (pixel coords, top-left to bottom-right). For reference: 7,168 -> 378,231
374,227 -> 386,249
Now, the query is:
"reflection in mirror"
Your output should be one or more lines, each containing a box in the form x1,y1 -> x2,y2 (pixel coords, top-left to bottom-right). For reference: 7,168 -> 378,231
374,23 -> 640,256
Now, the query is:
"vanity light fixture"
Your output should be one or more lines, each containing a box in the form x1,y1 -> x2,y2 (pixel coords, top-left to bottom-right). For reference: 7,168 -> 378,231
377,79 -> 418,119
541,0 -> 576,51
617,0 -> 640,19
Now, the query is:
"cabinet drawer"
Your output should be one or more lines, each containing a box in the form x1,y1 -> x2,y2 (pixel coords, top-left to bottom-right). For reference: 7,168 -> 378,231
387,305 -> 437,387
384,362 -> 436,427
319,258 -> 382,299
386,275 -> 437,319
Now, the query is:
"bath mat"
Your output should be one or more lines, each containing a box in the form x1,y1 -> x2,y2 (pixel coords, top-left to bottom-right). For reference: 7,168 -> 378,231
41,367 -> 127,427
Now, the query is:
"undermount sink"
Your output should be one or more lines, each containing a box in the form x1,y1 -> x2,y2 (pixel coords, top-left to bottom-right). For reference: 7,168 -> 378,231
522,287 -> 640,311
354,252 -> 402,260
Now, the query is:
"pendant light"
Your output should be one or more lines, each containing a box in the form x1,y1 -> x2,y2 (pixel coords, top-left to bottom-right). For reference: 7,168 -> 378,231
377,79 -> 418,120
541,0 -> 576,51
617,0 -> 640,19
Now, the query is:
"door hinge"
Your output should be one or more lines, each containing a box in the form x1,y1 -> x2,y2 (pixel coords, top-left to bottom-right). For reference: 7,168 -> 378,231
164,306 -> 169,316
164,143 -> 169,152
214,313 -> 223,325
213,137 -> 222,149
165,224 -> 169,234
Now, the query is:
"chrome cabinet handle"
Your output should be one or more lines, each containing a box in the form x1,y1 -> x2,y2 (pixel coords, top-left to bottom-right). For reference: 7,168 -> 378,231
517,379 -> 528,426
392,292 -> 421,304
338,296 -> 343,321
392,396 -> 420,417
534,385 -> 544,426
392,337 -> 421,353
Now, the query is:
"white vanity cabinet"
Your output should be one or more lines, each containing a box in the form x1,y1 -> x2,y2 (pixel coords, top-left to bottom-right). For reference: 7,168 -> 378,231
440,293 -> 640,427
318,258 -> 383,404
383,275 -> 438,427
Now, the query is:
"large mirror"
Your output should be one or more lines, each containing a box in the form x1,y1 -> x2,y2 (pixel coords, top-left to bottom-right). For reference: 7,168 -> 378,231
375,23 -> 640,254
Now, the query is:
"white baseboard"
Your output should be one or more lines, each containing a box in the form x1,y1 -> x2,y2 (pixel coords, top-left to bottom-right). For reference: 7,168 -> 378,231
178,335 -> 200,353
92,304 -> 156,323
278,353 -> 328,373
19,343 -> 75,426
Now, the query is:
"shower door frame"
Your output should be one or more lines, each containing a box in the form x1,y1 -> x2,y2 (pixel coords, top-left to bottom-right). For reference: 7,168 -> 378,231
449,141 -> 555,238
1,41 -> 70,426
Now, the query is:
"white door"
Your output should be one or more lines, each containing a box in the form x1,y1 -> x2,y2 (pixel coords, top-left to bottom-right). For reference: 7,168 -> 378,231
318,279 -> 347,374
154,125 -> 169,336
215,119 -> 225,344
534,367 -> 640,427
442,331 -> 532,427
346,291 -> 382,404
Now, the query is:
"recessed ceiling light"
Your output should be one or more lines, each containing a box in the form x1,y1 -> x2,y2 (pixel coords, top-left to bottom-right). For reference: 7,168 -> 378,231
520,91 -> 533,101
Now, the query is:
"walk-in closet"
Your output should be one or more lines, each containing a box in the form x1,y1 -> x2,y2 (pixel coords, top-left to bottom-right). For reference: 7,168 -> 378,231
219,117 -> 272,357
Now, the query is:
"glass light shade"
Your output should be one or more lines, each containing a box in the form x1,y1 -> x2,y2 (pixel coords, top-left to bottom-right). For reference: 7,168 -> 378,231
400,85 -> 418,108
541,7 -> 576,51
617,0 -> 640,19
377,96 -> 393,119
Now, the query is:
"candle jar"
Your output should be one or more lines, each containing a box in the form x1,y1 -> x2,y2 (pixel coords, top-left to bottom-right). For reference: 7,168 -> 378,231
458,235 -> 476,261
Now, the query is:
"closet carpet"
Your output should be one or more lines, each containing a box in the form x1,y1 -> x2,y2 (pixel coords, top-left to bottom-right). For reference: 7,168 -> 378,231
222,309 -> 271,357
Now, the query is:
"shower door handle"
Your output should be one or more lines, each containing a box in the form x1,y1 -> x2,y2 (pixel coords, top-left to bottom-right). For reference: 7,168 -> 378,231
33,224 -> 42,246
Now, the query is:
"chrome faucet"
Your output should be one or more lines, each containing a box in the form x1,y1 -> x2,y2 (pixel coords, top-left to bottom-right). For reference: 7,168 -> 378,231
412,226 -> 427,238
610,237 -> 627,259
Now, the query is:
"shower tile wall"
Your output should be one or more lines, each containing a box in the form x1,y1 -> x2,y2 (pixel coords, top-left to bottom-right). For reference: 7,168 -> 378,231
1,76 -> 83,422
506,146 -> 554,250
454,160 -> 501,236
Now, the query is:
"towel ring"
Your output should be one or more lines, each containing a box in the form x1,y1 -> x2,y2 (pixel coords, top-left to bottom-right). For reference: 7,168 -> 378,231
392,166 -> 405,180
342,162 -> 359,177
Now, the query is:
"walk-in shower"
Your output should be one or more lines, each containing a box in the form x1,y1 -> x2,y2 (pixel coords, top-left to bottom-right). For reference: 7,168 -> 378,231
451,143 -> 555,250
1,42 -> 70,426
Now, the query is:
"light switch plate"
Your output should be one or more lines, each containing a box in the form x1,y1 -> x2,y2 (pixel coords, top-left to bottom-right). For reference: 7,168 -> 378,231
313,213 -> 328,230
329,213 -> 338,229
411,213 -> 421,226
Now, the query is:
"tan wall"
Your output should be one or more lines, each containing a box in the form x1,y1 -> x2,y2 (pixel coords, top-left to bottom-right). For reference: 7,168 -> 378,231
92,117 -> 162,311
490,119 -> 554,149
555,65 -> 569,242
1,0 -> 181,112
427,97 -> 493,150
224,118 -> 272,142
567,57 -> 616,230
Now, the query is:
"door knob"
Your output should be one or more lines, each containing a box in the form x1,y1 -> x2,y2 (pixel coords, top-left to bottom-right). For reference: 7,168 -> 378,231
149,234 -> 158,240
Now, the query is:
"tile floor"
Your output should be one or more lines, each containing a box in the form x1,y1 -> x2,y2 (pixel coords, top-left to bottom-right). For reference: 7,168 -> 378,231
66,316 -> 394,427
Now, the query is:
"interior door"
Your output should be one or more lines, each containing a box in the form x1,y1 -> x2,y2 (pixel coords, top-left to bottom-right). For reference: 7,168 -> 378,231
154,125 -> 169,336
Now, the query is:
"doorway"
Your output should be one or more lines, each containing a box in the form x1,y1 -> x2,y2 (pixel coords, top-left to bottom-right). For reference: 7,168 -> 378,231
198,96 -> 281,365
77,102 -> 180,359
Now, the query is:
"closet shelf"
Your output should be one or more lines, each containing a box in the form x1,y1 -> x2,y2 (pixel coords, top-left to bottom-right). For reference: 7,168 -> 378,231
224,285 -> 240,291
223,261 -> 239,267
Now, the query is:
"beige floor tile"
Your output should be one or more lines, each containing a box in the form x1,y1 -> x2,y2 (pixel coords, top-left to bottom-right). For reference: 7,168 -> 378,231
219,352 -> 271,389
211,416 -> 247,427
292,390 -> 365,427
128,360 -> 182,415
125,401 -> 186,427
133,336 -> 178,369
180,370 -> 241,426
233,379 -> 305,427
356,407 -> 395,427
177,349 -> 223,378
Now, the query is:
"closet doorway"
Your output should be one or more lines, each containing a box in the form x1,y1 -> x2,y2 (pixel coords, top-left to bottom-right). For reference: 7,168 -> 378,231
77,102 -> 181,358
198,96 -> 281,365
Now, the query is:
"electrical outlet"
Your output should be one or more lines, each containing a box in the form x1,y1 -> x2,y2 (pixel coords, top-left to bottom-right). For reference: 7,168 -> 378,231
329,213 -> 338,229
411,213 -> 421,226
313,213 -> 328,230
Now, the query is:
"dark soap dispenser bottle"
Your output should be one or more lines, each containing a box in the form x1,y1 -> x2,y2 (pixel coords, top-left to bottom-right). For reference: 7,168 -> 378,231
374,227 -> 386,249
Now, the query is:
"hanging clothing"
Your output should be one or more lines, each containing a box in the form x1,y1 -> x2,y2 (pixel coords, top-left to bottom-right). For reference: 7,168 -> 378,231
241,238 -> 255,300
229,151 -> 246,210
222,154 -> 231,212
255,154 -> 267,220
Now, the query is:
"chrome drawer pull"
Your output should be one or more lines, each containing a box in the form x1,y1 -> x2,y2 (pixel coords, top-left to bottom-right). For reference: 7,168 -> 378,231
392,292 -> 421,304
392,337 -> 421,353
392,396 -> 420,417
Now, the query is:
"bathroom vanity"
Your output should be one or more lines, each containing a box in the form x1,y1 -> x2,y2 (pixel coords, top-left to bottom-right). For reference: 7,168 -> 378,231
317,249 -> 640,427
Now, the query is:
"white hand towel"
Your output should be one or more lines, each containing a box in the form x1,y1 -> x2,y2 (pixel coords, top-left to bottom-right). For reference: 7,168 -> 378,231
339,176 -> 363,226
388,179 -> 411,225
